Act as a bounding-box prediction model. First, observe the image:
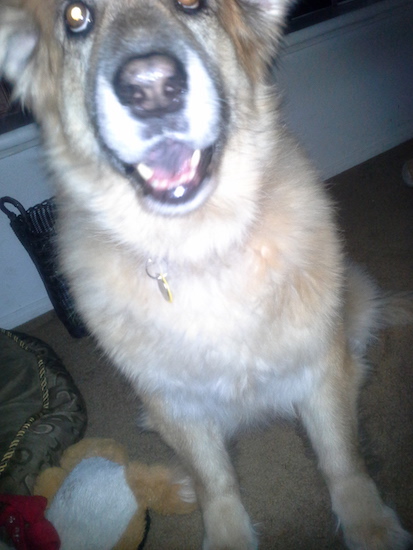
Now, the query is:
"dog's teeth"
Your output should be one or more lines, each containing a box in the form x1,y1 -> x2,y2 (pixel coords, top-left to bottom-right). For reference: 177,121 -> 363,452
137,163 -> 154,181
191,149 -> 201,168
152,179 -> 168,191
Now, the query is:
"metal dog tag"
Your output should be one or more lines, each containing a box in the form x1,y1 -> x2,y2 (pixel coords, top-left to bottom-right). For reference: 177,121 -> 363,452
146,259 -> 173,303
157,273 -> 173,303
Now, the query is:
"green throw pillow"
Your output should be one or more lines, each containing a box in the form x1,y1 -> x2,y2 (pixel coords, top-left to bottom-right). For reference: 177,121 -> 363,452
0,329 -> 87,495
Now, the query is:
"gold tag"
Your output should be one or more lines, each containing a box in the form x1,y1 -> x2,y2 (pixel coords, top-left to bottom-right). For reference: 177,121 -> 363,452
157,274 -> 173,303
146,259 -> 173,303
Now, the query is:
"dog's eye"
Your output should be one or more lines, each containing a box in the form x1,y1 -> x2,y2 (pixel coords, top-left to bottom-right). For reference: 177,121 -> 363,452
175,0 -> 202,13
65,2 -> 93,34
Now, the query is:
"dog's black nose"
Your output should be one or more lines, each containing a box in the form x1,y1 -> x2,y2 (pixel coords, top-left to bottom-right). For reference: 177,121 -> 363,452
113,54 -> 187,118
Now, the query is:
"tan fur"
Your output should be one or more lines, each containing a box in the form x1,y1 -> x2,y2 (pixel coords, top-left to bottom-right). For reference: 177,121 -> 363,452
218,1 -> 266,81
1,1 -> 411,548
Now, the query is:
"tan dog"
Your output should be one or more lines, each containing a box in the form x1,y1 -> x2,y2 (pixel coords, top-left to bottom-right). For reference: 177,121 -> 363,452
0,1 -> 411,548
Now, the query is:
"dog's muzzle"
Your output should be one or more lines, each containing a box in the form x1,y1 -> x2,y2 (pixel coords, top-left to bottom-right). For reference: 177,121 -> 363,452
94,45 -> 222,214
113,53 -> 214,205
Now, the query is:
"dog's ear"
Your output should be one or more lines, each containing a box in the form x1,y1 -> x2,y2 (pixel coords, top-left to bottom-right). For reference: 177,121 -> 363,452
241,0 -> 296,41
246,0 -> 295,18
0,3 -> 39,105
219,0 -> 295,81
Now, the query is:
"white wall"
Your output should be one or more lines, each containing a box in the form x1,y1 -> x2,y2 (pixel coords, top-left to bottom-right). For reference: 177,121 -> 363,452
276,0 -> 413,178
0,126 -> 53,327
1,0 -> 412,328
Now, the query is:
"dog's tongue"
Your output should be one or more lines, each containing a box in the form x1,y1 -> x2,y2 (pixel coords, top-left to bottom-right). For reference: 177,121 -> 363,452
136,140 -> 202,194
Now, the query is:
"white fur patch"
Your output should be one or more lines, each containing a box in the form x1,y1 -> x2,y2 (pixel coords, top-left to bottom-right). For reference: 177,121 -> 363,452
184,50 -> 221,147
46,458 -> 138,550
247,0 -> 293,17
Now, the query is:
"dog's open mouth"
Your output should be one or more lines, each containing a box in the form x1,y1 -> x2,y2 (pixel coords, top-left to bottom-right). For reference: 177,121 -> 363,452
127,139 -> 214,206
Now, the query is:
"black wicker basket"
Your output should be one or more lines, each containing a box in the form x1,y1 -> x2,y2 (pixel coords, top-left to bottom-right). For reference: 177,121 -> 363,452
0,196 -> 87,338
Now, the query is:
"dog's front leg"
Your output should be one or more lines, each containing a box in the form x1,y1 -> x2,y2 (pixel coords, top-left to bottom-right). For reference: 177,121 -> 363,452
297,349 -> 411,550
143,399 -> 258,550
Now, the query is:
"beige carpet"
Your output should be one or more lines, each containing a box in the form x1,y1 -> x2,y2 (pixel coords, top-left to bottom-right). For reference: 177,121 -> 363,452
17,139 -> 413,549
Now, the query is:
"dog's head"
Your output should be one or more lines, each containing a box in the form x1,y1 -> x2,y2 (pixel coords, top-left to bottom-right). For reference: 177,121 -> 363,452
0,0 -> 293,218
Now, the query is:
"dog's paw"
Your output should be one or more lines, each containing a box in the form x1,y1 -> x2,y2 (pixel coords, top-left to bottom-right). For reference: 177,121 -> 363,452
333,476 -> 411,550
202,495 -> 258,550
342,505 -> 411,550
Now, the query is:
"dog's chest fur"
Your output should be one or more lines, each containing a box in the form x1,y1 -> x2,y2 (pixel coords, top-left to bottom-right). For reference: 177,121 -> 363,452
61,196 -> 342,428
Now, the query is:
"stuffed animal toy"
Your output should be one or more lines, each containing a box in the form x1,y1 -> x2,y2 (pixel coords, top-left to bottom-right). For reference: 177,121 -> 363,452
33,438 -> 197,550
